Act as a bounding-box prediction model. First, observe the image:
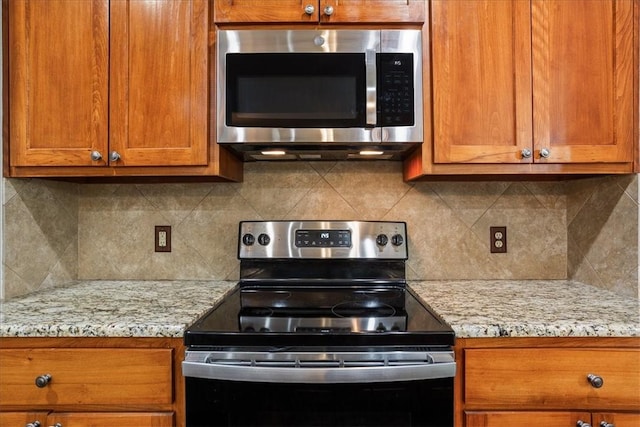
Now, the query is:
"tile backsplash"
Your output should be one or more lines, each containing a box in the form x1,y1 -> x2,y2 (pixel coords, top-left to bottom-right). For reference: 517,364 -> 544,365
2,163 -> 638,300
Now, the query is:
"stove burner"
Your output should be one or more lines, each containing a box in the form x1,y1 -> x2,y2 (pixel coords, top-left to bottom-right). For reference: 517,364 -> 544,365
331,301 -> 396,318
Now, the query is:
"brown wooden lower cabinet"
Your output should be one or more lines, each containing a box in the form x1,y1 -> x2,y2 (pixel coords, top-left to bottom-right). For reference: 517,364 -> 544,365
0,411 -> 174,427
0,337 -> 186,427
455,337 -> 640,427
465,411 -> 640,427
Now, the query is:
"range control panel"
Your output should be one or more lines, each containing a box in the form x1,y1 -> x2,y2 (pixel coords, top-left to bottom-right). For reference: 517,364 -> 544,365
238,221 -> 407,260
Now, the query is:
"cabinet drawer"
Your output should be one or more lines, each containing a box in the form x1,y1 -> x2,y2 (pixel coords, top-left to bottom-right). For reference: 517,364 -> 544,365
49,412 -> 174,426
0,348 -> 173,406
465,348 -> 640,410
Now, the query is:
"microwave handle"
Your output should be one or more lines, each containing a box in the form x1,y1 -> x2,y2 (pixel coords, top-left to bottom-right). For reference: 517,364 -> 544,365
365,49 -> 377,127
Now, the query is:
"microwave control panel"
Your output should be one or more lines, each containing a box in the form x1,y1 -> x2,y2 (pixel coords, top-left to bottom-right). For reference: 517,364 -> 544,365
377,53 -> 415,127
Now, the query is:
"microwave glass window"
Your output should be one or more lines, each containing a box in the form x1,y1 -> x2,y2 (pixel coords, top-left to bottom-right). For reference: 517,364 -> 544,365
226,53 -> 366,128
237,76 -> 357,120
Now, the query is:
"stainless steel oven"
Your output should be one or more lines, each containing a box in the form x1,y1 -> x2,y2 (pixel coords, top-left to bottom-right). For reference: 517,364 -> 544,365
216,30 -> 423,160
183,221 -> 455,427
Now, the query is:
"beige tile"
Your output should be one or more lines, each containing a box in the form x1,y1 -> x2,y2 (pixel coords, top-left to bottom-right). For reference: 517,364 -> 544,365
582,194 -> 638,287
388,183 -> 470,278
324,162 -> 411,220
4,182 -> 77,286
178,185 -> 259,279
619,174 -> 638,204
239,162 -> 322,219
286,179 -> 359,220
137,182 -> 216,225
2,266 -> 36,300
428,181 -> 510,228
568,177 -> 626,252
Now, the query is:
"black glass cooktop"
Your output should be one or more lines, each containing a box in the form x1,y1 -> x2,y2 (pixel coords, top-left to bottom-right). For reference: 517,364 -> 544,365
184,285 -> 454,348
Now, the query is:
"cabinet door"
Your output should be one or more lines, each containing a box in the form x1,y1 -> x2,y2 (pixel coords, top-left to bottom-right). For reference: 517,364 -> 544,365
465,411 -> 591,427
214,0 -> 319,22
593,413 -> 640,427
431,0 -> 533,164
48,412 -> 174,427
110,0 -> 208,166
319,1 -> 425,23
9,0 -> 109,167
532,0 -> 634,163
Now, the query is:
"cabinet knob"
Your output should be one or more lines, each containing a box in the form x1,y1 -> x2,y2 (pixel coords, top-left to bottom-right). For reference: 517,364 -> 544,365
539,148 -> 551,158
35,373 -> 52,388
49,424 -> 62,427
324,5 -> 334,16
521,148 -> 532,159
587,373 -> 604,388
577,421 -> 592,427
304,4 -> 315,15
600,422 -> 614,427
90,151 -> 102,161
26,422 -> 41,427
109,151 -> 121,162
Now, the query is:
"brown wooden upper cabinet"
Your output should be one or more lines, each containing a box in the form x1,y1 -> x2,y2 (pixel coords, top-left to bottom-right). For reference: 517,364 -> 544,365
213,0 -> 425,24
405,0 -> 637,179
7,0 -> 241,180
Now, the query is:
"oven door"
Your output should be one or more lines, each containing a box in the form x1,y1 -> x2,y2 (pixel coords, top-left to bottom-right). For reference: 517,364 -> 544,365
183,349 -> 455,427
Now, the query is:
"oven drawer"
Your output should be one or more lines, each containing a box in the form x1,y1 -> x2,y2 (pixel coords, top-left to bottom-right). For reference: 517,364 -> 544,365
0,348 -> 173,406
464,348 -> 640,410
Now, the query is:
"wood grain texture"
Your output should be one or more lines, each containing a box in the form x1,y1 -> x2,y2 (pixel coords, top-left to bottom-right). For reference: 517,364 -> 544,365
531,0 -> 635,163
0,348 -> 173,406
214,0 -> 424,24
0,337 -> 187,427
431,0 -> 532,164
465,411 -> 592,427
464,348 -> 640,410
110,0 -> 208,167
9,0 -> 109,166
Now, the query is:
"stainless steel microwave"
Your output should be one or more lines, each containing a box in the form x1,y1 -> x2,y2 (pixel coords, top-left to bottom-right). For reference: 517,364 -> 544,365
216,29 -> 423,160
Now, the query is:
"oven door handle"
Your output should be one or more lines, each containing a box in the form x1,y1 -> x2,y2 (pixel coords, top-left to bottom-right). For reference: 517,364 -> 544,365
182,360 -> 456,384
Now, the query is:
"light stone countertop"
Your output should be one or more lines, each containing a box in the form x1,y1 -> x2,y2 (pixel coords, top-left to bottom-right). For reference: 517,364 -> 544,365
0,280 -> 638,339
0,280 -> 237,338
410,280 -> 640,338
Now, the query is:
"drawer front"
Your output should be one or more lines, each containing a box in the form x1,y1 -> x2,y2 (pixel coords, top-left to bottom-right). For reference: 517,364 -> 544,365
49,412 -> 174,426
465,411 -> 591,427
0,348 -> 173,406
0,411 -> 49,426
465,348 -> 640,410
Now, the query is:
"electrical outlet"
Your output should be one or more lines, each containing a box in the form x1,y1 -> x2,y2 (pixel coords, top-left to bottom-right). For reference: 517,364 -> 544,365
490,226 -> 507,253
155,226 -> 171,252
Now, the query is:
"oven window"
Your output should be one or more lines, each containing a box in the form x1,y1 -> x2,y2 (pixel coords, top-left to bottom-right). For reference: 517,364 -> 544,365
226,53 -> 366,128
186,377 -> 453,427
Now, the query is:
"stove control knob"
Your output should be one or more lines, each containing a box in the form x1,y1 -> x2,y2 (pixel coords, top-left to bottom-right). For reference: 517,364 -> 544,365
391,234 -> 404,246
242,233 -> 255,246
376,234 -> 388,246
376,323 -> 387,332
258,233 -> 271,246
259,327 -> 270,333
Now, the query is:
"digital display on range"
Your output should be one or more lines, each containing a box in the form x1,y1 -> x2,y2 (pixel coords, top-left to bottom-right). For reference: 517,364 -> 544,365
295,229 -> 351,247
